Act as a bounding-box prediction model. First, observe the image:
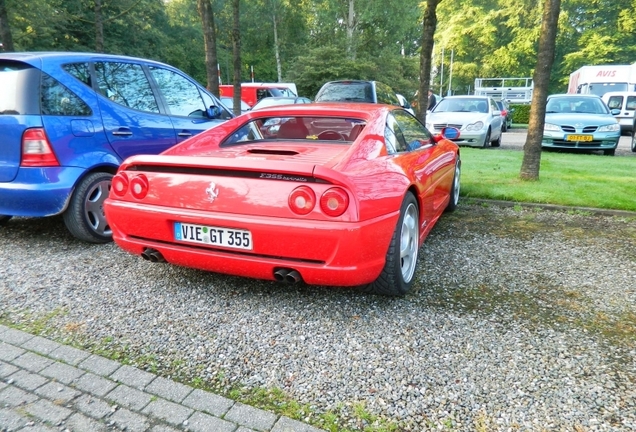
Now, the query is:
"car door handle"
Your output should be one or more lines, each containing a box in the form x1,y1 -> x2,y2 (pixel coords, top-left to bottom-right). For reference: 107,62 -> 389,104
178,131 -> 193,137
112,129 -> 133,136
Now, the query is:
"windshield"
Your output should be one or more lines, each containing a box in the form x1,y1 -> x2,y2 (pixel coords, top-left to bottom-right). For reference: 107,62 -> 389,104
546,97 -> 609,114
433,98 -> 490,113
582,83 -> 628,96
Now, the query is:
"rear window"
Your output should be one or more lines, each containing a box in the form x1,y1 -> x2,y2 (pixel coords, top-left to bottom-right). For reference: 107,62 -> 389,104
315,82 -> 373,103
0,61 -> 40,115
221,116 -> 366,146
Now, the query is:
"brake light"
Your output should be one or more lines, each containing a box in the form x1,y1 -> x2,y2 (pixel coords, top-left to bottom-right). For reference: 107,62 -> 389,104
111,173 -> 129,197
289,186 -> 316,215
129,174 -> 149,199
320,187 -> 349,217
21,128 -> 60,167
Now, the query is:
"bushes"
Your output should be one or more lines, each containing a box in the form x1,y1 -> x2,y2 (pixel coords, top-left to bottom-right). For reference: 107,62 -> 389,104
510,104 -> 530,124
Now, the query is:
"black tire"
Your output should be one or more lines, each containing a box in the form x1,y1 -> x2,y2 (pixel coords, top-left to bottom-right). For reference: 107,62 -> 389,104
603,148 -> 616,156
501,120 -> 507,132
63,172 -> 113,243
631,131 -> 636,153
492,131 -> 502,147
482,129 -> 491,148
0,215 -> 12,226
362,193 -> 419,296
445,159 -> 461,212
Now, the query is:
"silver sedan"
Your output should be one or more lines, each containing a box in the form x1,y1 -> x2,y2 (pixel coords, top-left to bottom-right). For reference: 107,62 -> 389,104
426,96 -> 504,147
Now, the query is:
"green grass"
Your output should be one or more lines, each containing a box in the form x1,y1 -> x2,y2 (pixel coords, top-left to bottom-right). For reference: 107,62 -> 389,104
460,148 -> 636,211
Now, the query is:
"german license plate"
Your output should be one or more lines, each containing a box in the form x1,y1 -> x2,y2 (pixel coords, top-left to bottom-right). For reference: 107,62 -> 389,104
174,222 -> 252,250
566,134 -> 593,142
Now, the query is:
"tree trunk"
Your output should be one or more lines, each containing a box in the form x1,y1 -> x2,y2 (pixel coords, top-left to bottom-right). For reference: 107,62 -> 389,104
197,0 -> 219,96
520,0 -> 561,181
273,13 -> 281,82
94,0 -> 104,53
346,0 -> 355,60
417,0 -> 440,124
0,0 -> 14,52
232,0 -> 241,116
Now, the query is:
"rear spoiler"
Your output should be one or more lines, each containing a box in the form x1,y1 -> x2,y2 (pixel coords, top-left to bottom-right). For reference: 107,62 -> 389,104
120,155 -> 357,190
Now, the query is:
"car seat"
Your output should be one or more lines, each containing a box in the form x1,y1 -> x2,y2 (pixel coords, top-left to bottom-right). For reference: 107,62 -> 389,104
277,119 -> 309,139
477,101 -> 488,113
347,124 -> 365,141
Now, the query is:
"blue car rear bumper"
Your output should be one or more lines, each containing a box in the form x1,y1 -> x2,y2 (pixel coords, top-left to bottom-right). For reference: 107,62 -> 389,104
0,167 -> 84,217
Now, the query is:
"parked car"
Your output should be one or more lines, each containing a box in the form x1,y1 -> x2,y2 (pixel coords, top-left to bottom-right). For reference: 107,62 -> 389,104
495,99 -> 513,131
104,103 -> 461,296
426,95 -> 504,147
543,94 -> 621,156
0,52 -> 232,241
251,96 -> 312,110
221,96 -> 251,114
219,84 -> 295,107
601,91 -> 636,136
314,80 -> 413,112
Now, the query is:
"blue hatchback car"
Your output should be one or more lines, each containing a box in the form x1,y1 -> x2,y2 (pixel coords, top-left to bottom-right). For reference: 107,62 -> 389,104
0,52 -> 232,242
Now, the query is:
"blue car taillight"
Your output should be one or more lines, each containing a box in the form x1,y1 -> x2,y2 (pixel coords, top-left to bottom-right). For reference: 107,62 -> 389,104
21,128 -> 60,167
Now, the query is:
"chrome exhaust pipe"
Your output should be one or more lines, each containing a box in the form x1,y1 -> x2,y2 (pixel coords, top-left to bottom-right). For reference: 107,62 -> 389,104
285,270 -> 302,284
273,268 -> 289,282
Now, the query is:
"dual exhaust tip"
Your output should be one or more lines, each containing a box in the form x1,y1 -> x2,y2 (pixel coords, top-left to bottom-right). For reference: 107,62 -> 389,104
141,248 -> 165,263
273,268 -> 302,284
141,248 -> 302,284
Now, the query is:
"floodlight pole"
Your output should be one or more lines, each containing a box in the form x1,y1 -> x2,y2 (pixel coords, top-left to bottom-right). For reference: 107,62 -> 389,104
440,48 -> 444,98
447,49 -> 454,96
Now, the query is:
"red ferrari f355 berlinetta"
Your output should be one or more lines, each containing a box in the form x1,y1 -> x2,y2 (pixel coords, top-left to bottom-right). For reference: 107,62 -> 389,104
104,103 -> 461,296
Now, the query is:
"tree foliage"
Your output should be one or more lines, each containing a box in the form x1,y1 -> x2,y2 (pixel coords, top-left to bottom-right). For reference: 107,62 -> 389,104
0,0 -> 632,98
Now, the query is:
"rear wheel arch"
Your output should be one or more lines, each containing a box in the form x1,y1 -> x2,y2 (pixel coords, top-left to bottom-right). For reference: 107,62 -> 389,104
360,191 -> 420,296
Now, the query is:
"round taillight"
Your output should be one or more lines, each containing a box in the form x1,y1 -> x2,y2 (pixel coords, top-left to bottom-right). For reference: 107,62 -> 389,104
130,174 -> 149,199
289,186 -> 316,215
320,187 -> 349,217
111,173 -> 129,197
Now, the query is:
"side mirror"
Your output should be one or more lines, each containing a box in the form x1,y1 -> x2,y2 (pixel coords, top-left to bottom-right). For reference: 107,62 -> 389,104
610,108 -> 621,115
206,106 -> 221,119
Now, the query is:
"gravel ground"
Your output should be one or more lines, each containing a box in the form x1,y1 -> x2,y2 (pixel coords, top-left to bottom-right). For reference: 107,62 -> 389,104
1,203 -> 635,431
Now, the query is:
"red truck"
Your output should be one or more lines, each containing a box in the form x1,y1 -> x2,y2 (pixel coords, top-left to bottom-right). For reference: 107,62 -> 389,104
219,83 -> 296,107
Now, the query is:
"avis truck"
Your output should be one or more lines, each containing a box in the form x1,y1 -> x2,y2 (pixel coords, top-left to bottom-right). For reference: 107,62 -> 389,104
567,64 -> 636,96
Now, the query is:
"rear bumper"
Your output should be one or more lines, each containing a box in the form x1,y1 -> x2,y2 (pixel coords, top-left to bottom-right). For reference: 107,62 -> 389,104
0,167 -> 84,217
105,200 -> 399,286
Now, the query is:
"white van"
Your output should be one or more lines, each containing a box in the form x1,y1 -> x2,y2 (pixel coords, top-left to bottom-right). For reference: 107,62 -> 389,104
601,91 -> 636,135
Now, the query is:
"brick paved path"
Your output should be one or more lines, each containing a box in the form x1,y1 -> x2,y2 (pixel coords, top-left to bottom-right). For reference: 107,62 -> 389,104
0,325 -> 324,432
